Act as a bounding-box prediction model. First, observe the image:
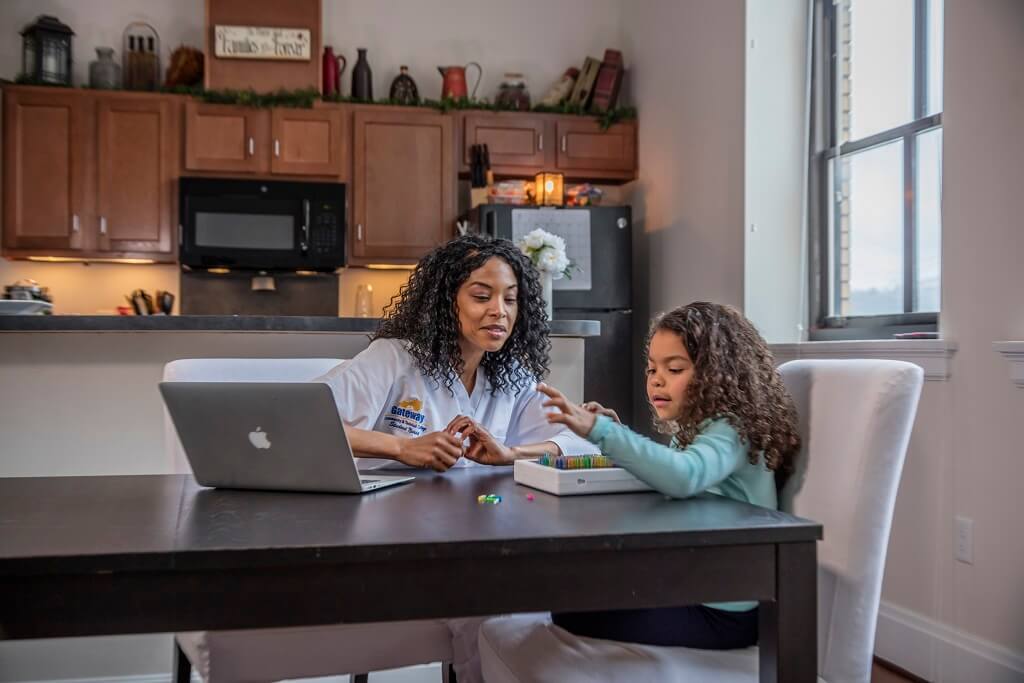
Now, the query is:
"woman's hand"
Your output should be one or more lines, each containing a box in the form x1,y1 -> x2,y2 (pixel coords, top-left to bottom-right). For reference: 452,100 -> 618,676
537,383 -> 598,438
582,400 -> 621,423
396,431 -> 464,472
446,415 -> 515,466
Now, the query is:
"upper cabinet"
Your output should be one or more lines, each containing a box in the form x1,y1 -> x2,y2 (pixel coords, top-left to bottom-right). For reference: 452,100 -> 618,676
351,108 -> 455,265
463,113 -> 548,175
184,101 -> 269,174
459,112 -> 637,182
184,102 -> 345,178
97,97 -> 177,254
554,118 -> 636,178
3,86 -> 178,260
3,89 -> 89,252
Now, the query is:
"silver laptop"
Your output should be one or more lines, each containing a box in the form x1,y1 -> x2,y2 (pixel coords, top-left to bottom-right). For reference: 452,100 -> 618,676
159,381 -> 414,494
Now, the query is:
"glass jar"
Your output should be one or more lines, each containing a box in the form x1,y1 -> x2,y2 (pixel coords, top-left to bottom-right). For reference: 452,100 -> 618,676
89,47 -> 121,89
495,72 -> 530,110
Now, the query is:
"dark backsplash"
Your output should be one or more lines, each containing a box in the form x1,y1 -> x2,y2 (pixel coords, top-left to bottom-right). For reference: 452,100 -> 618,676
180,271 -> 338,316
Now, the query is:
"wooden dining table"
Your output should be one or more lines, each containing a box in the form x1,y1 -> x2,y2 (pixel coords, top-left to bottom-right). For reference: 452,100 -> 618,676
0,467 -> 822,682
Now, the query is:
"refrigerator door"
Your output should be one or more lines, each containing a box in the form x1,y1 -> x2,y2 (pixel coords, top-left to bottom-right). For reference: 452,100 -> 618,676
555,308 -> 634,427
475,205 -> 632,311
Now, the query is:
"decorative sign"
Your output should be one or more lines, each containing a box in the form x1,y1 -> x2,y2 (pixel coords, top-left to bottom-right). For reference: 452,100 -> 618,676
214,25 -> 311,61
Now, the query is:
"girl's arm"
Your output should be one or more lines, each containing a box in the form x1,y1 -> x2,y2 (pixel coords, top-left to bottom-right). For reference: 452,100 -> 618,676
587,415 -> 746,499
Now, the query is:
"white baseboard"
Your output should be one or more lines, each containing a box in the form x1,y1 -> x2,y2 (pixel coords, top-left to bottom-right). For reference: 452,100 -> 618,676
876,601 -> 1024,682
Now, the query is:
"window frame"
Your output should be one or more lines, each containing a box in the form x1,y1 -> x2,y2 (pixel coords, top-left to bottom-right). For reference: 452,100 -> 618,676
809,0 -> 942,341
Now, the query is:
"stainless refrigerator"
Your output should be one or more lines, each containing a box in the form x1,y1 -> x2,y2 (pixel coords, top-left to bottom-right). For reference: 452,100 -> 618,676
469,205 -> 635,426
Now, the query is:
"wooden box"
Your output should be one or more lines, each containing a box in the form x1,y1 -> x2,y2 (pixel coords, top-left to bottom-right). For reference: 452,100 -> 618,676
205,0 -> 321,92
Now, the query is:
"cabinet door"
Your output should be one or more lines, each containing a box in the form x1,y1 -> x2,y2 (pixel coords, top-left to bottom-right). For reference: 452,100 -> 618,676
352,109 -> 454,263
184,101 -> 269,173
271,107 -> 346,177
555,118 -> 637,177
2,89 -> 90,251
463,113 -> 548,173
96,96 -> 177,255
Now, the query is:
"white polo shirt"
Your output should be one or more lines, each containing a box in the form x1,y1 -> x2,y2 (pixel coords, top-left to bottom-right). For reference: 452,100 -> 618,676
316,338 -> 598,469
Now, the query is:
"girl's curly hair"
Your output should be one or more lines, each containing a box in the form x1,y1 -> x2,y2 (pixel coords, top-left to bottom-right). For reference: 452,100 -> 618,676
648,302 -> 801,475
373,235 -> 551,395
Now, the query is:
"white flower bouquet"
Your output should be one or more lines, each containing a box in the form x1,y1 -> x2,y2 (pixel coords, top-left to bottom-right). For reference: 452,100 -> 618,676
517,229 -> 575,280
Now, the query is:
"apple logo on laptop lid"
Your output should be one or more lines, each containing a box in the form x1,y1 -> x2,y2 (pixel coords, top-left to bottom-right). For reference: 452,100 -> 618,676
248,427 -> 272,450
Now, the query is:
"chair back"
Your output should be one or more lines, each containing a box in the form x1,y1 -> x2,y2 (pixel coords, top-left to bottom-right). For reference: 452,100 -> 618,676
777,359 -> 923,683
162,358 -> 344,473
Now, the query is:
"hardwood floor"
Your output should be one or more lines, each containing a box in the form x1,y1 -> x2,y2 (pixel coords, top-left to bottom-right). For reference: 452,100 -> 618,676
873,660 -> 923,682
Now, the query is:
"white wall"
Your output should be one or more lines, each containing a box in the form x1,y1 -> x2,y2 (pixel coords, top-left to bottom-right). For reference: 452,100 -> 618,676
744,0 -> 808,343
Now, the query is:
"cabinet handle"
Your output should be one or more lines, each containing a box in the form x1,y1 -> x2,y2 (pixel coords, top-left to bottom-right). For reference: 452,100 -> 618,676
99,216 -> 107,236
72,214 -> 80,233
561,135 -> 567,153
274,139 -> 280,158
538,133 -> 543,152
356,224 -> 363,241
247,137 -> 254,157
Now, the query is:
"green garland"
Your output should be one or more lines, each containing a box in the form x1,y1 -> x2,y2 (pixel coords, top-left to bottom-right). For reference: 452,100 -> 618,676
14,80 -> 637,130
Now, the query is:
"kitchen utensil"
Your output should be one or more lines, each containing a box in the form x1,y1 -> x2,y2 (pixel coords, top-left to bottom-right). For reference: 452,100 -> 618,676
4,279 -> 52,302
155,290 -> 175,315
127,289 -> 154,315
438,62 -> 482,99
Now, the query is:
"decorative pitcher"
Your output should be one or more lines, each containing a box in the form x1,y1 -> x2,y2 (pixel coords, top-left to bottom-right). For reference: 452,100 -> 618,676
438,62 -> 482,99
321,46 -> 346,97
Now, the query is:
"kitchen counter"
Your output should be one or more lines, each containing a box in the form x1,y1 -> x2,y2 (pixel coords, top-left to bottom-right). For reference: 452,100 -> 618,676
0,315 -> 600,337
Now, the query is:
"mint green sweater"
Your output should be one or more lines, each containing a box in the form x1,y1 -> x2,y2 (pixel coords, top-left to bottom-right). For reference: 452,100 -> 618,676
586,414 -> 778,612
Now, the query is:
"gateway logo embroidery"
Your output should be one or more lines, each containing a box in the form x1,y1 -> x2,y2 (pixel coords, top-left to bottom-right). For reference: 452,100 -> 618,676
386,397 -> 427,436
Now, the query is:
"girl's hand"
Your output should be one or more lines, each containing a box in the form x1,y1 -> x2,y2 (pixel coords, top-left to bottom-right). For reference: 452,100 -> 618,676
582,400 -> 620,424
537,383 -> 598,438
396,431 -> 463,472
446,415 -> 515,466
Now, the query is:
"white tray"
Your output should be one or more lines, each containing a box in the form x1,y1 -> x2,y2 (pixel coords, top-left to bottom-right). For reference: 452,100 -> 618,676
514,459 -> 653,496
0,299 -> 53,315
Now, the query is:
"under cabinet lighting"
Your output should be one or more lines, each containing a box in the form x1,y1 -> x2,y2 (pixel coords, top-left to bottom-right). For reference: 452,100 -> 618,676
366,263 -> 416,270
207,267 -> 231,274
26,256 -> 157,265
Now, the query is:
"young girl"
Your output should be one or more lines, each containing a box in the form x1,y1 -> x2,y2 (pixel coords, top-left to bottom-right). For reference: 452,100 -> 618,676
538,301 -> 801,649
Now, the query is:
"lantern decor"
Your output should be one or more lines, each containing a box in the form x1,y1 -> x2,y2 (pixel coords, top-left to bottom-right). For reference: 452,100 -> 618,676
20,15 -> 74,86
534,172 -> 565,207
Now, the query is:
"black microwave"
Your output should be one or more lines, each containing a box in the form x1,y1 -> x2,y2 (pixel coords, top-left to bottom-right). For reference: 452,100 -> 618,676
179,178 -> 345,271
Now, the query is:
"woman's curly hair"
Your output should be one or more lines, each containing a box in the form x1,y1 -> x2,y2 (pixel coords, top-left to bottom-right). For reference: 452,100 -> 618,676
648,302 -> 801,475
373,235 -> 551,395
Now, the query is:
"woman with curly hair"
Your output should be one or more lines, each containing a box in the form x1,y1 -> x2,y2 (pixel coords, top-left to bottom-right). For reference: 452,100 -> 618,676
536,301 -> 801,649
318,234 -> 595,473
315,235 -> 596,682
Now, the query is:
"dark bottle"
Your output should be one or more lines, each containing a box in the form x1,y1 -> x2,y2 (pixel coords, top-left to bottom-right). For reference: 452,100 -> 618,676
389,65 -> 419,105
351,47 -> 373,100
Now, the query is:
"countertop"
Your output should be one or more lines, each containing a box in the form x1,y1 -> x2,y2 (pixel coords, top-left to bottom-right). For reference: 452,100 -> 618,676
0,315 -> 601,337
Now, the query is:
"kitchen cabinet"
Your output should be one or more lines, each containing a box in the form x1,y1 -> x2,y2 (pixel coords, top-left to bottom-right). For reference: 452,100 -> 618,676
184,102 -> 345,178
554,118 -> 636,177
97,96 -> 177,254
3,86 -> 178,260
459,112 -> 637,182
462,113 -> 548,175
351,108 -> 455,265
3,88 -> 90,252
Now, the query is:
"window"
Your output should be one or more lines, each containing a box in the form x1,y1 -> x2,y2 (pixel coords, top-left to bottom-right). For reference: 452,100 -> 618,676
810,0 -> 943,339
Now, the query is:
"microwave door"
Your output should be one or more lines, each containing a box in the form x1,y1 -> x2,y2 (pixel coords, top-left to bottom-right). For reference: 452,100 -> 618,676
183,196 -> 302,269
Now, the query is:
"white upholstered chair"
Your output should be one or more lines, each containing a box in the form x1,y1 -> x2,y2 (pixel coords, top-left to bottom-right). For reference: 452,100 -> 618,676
163,358 -> 454,683
479,359 -> 924,683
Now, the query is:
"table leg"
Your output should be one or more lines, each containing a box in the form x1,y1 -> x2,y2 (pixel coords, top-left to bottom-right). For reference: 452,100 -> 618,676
759,541 -> 817,683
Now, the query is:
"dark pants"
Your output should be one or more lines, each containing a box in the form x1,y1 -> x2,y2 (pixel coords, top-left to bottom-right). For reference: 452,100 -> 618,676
552,605 -> 759,649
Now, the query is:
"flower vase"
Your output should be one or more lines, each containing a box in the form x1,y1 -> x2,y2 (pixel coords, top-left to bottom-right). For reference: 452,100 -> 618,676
541,271 -> 554,320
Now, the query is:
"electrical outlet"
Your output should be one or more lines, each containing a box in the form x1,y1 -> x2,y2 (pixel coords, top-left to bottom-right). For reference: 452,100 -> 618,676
955,516 -> 974,564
